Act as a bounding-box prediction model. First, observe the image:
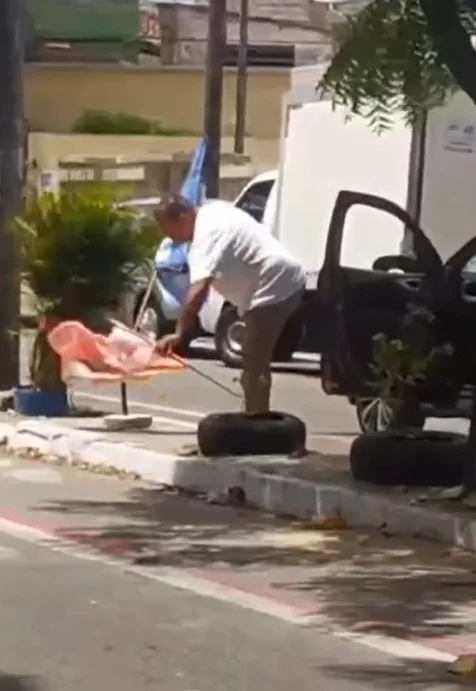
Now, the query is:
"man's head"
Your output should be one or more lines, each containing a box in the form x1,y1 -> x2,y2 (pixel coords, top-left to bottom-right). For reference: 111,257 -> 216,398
155,193 -> 196,243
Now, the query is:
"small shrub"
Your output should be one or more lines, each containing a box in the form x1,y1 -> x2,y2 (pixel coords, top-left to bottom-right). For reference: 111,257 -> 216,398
72,110 -> 197,136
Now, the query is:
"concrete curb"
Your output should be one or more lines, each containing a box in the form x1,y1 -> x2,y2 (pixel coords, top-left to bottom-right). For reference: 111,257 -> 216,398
2,418 -> 476,551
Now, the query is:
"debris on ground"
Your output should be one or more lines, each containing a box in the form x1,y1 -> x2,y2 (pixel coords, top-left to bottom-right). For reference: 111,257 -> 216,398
439,485 -> 467,500
294,515 -> 349,531
449,654 -> 476,677
176,444 -> 200,458
227,486 -> 246,507
103,414 -> 153,431
131,549 -> 162,566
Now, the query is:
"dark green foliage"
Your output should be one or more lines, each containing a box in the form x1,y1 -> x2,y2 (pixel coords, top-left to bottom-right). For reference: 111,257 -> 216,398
72,110 -> 197,136
15,186 -> 158,320
320,0 -> 476,131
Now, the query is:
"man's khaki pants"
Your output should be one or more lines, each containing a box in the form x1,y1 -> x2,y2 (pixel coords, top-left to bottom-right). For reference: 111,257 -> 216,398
240,290 -> 304,413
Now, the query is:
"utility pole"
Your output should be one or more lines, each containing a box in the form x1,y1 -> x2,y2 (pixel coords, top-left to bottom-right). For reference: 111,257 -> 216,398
234,0 -> 248,155
203,0 -> 227,198
0,0 -> 25,389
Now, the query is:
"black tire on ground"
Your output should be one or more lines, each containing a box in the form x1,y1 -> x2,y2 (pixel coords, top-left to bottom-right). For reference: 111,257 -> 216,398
197,411 -> 306,457
214,305 -> 245,368
350,430 -> 467,487
355,397 -> 425,434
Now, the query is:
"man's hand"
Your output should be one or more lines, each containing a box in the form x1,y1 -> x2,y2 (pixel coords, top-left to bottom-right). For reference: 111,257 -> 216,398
155,333 -> 181,355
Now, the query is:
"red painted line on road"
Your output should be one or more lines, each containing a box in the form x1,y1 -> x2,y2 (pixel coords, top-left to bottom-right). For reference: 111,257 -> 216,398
0,509 -> 131,558
413,636 -> 476,656
0,507 -> 473,659
189,567 -> 319,615
0,508 -> 59,535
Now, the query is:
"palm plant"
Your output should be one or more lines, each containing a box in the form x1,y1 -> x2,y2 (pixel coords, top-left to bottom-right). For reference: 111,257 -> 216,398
14,186 -> 158,390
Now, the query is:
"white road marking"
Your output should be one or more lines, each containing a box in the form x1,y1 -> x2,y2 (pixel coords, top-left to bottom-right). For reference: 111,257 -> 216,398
74,392 -> 207,420
191,337 -> 321,364
335,631 -> 455,663
0,513 -> 457,665
5,468 -> 63,484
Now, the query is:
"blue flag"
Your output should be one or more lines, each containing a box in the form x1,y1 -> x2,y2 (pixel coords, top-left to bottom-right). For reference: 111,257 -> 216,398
180,136 -> 208,206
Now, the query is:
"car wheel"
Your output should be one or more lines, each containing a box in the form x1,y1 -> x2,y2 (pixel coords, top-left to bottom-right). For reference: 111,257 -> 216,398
355,397 -> 425,434
215,303 -> 302,368
134,294 -> 173,341
215,305 -> 245,368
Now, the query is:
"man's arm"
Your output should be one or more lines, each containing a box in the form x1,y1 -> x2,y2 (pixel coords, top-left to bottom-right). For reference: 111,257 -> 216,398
175,277 -> 213,342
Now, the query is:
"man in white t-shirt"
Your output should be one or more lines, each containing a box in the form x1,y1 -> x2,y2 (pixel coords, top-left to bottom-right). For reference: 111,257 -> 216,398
154,194 -> 306,413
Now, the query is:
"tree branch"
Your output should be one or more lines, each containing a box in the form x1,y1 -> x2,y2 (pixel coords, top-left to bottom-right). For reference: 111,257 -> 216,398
419,0 -> 476,105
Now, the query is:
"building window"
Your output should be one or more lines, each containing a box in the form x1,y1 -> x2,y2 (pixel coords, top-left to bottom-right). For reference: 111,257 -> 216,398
224,44 -> 295,67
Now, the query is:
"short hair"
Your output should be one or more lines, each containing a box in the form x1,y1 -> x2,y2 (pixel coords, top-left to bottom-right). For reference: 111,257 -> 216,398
155,193 -> 194,222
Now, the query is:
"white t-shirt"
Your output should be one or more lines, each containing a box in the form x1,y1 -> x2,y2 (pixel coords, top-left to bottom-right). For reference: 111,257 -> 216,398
188,200 -> 306,314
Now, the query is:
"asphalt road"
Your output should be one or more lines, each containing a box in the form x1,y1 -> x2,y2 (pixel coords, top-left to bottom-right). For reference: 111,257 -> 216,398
72,347 -> 360,436
0,450 -> 467,691
19,332 -> 359,435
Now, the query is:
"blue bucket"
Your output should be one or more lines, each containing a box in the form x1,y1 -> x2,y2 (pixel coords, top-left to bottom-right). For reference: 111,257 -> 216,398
13,385 -> 69,417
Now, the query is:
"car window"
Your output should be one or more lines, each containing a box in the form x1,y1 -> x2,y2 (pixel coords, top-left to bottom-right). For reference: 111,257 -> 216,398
235,180 -> 274,222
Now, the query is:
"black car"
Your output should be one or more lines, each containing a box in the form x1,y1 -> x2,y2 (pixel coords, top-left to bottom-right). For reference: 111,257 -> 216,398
318,190 -> 476,433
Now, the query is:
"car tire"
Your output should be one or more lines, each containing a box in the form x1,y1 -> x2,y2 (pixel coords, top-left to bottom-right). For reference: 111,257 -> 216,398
215,305 -> 245,368
134,293 -> 173,340
350,430 -> 467,487
215,303 -> 303,369
355,397 -> 425,434
197,411 -> 307,457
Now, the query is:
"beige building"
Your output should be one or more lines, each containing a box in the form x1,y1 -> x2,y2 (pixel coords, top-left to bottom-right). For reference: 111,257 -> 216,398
26,62 -> 290,141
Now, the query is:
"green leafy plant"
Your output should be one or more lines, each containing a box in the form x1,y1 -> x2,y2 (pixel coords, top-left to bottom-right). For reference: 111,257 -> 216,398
372,333 -> 451,397
320,0 -> 476,131
13,186 -> 158,389
72,110 -> 198,136
370,328 -> 454,424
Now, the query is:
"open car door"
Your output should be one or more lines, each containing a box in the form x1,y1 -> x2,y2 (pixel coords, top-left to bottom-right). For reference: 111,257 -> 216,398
318,191 -> 444,398
441,235 -> 476,390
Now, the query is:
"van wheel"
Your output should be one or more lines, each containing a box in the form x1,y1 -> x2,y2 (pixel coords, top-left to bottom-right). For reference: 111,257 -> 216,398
215,303 -> 302,368
215,305 -> 244,368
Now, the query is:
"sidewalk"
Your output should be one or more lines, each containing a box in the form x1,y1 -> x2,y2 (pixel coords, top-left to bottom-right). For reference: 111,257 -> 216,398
2,412 -> 476,552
